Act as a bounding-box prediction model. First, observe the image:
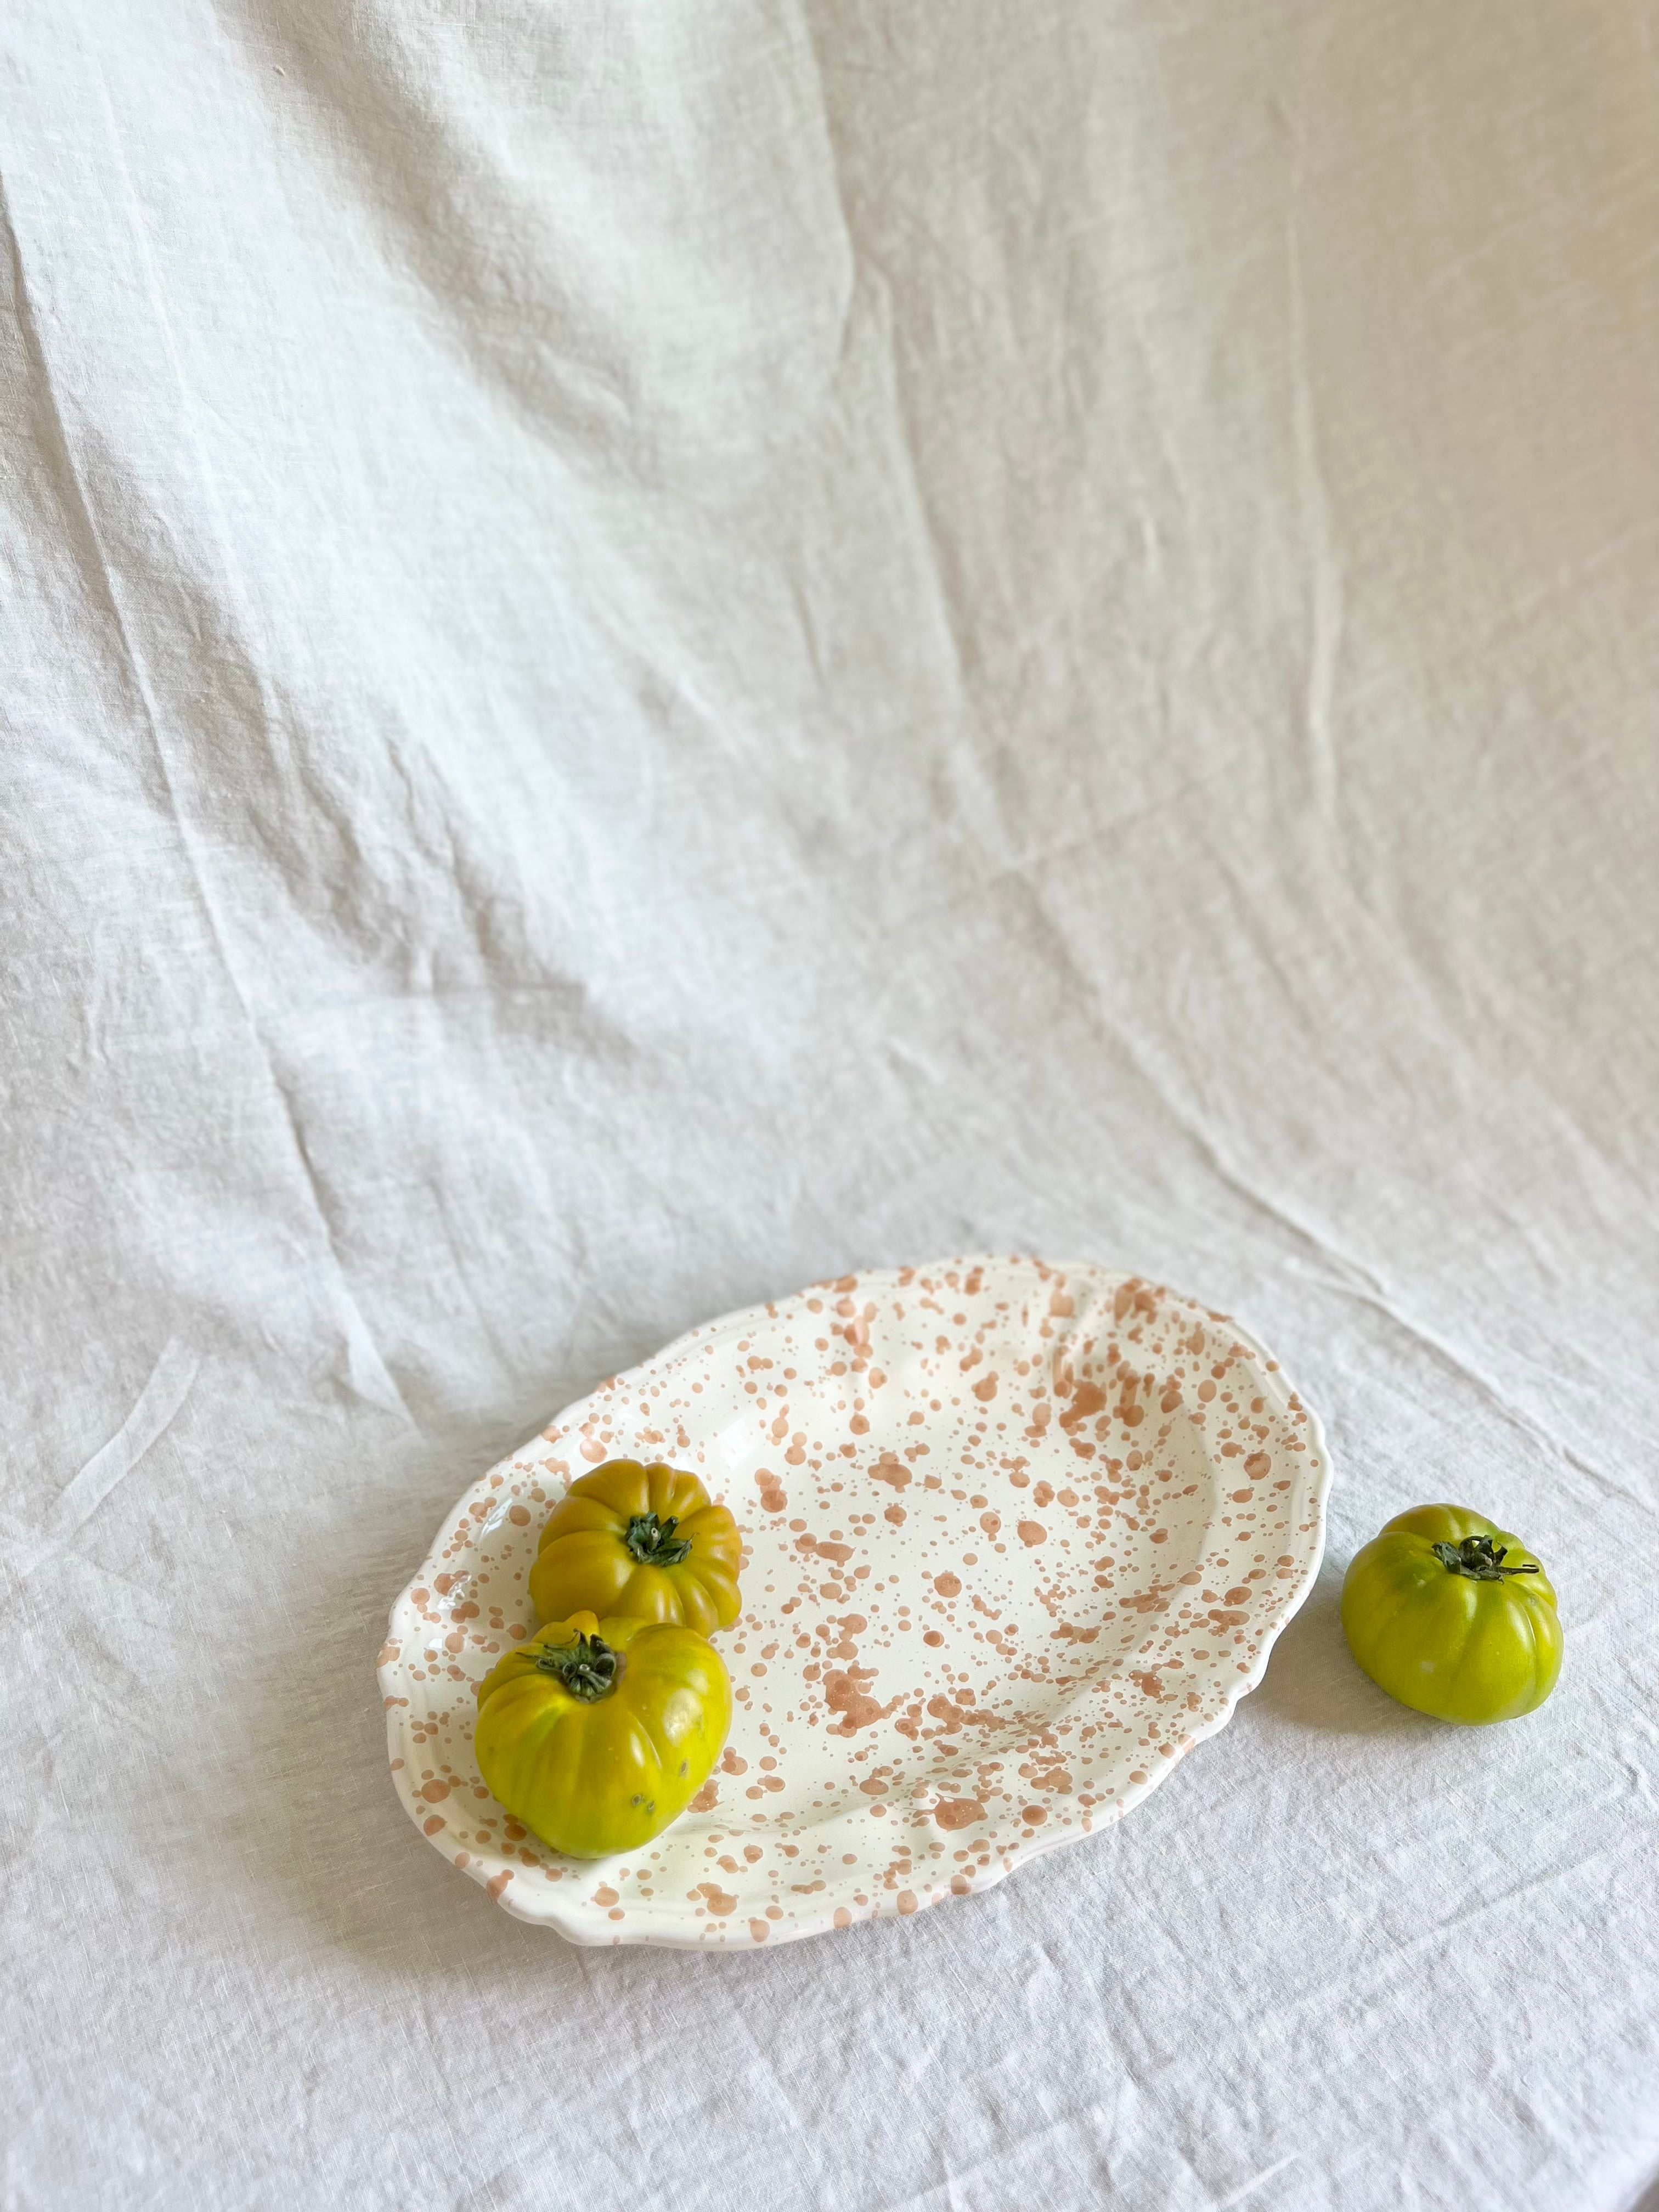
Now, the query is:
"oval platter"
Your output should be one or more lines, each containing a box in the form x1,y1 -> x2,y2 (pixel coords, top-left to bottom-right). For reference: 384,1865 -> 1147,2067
380,1256 -> 1330,1948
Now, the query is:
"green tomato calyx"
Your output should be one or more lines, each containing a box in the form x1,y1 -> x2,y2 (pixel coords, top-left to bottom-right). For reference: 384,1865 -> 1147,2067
624,1511 -> 693,1568
531,1630 -> 619,1702
1430,1534 -> 1540,1582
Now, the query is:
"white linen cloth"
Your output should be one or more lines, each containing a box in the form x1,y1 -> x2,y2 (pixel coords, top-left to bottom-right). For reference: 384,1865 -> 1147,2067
3,2 -> 1655,2205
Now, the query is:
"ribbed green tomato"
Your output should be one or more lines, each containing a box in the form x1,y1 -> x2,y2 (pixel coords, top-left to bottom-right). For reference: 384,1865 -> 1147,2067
1341,1504 -> 1561,1725
473,1611 -> 730,1858
530,1460 -> 742,1635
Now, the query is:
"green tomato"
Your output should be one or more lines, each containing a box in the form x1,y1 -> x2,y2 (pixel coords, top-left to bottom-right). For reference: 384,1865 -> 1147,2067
1341,1504 -> 1561,1725
473,1611 -> 731,1858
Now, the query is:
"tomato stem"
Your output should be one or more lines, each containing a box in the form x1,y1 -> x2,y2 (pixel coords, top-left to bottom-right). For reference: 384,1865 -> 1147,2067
1431,1534 -> 1540,1582
529,1630 -> 619,1701
624,1511 -> 694,1568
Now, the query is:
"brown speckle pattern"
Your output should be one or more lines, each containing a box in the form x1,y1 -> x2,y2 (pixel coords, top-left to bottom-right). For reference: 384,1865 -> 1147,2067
380,1257 -> 1330,1950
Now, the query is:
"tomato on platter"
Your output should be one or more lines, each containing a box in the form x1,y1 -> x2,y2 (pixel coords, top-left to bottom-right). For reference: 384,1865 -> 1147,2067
529,1459 -> 741,1634
473,1611 -> 731,1858
1341,1503 -> 1562,1725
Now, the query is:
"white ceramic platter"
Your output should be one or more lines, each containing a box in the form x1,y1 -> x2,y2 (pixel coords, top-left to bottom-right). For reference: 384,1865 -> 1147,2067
380,1257 -> 1330,1948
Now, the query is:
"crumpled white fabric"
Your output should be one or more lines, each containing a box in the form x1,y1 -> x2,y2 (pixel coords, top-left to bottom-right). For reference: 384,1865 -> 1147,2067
2,1 -> 1656,2206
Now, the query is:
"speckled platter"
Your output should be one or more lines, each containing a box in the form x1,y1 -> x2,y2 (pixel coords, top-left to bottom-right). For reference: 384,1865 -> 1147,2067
380,1257 -> 1330,1948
